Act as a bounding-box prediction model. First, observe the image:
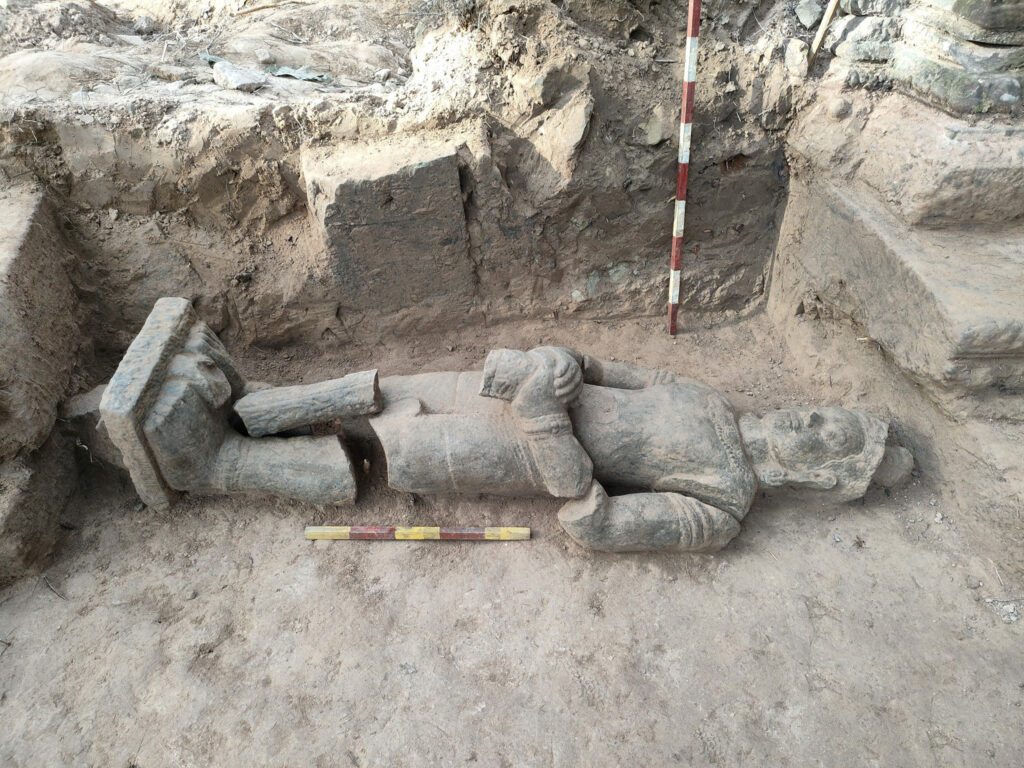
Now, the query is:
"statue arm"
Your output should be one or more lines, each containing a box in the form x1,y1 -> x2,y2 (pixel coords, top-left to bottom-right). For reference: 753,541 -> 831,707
479,347 -> 592,498
581,356 -> 679,389
557,480 -> 740,552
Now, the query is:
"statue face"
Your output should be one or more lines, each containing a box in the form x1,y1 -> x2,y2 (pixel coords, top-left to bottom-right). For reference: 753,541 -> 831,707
764,408 -> 866,468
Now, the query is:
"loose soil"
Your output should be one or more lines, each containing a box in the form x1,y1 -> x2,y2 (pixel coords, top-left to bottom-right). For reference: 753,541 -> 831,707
2,311 -> 1021,767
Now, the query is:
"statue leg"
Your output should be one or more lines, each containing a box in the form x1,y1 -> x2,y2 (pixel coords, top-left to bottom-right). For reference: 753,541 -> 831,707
101,298 -> 358,509
557,481 -> 740,553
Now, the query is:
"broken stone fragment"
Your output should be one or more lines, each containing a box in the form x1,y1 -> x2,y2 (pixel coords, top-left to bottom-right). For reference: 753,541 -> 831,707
785,38 -> 810,77
212,61 -> 265,92
871,445 -> 914,489
59,384 -> 124,468
636,104 -> 674,146
831,16 -> 900,62
796,0 -> 824,29
828,97 -> 852,118
514,89 -> 595,201
133,15 -> 157,35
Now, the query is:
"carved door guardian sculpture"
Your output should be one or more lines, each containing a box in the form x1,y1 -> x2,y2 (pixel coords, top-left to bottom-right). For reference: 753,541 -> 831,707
96,299 -> 913,553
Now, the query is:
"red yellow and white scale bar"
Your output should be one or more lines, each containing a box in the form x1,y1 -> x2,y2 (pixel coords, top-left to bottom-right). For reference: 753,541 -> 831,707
668,0 -> 702,336
305,526 -> 530,541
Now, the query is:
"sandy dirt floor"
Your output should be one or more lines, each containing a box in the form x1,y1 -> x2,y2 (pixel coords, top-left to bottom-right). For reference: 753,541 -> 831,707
1,311 -> 1021,767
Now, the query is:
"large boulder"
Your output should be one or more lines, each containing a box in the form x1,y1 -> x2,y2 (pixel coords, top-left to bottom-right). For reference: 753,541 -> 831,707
302,136 -> 476,321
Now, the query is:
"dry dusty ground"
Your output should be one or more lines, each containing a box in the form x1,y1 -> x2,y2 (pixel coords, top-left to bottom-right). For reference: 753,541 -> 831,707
1,311 -> 1022,767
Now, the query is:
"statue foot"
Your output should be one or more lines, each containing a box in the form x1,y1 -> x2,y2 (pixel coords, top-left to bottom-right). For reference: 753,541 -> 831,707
558,481 -> 740,553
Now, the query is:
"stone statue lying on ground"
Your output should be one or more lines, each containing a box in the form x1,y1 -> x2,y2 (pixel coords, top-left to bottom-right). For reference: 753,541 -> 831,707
90,298 -> 913,554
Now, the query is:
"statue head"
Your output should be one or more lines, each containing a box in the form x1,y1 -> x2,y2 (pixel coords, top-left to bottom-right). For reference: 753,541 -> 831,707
738,407 -> 888,501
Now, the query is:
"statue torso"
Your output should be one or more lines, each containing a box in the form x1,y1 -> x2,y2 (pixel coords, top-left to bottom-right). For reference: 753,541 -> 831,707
570,381 -> 757,519
372,372 -> 757,517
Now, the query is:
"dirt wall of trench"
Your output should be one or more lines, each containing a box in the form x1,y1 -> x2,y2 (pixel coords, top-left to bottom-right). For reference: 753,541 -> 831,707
0,0 -> 802,378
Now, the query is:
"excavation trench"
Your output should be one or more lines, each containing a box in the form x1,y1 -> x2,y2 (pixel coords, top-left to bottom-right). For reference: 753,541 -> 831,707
1,0 -> 1022,765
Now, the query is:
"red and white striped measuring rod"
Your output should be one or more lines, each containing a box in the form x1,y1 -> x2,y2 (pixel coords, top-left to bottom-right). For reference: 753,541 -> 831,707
668,0 -> 702,336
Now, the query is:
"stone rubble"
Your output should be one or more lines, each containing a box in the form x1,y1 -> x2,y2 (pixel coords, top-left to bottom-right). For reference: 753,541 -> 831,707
211,60 -> 266,92
796,0 -> 824,29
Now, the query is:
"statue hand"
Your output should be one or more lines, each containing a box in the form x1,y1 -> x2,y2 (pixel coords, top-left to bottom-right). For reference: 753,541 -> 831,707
528,347 -> 583,406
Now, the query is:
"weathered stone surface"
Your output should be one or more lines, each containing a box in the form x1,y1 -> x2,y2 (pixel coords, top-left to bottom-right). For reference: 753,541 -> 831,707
99,315 -> 901,552
510,89 -> 594,203
101,298 -> 358,509
892,46 -> 1021,113
796,0 -> 824,29
99,297 -> 197,509
920,0 -> 1024,33
212,61 -> 265,92
579,359 -> 888,506
0,435 -> 77,588
912,3 -> 1024,44
511,57 -> 591,117
370,347 -> 592,499
903,14 -> 1024,71
368,349 -> 892,521
892,14 -> 1023,113
840,0 -> 906,16
769,178 -> 1024,419
302,136 -> 475,318
831,16 -> 901,61
788,90 -> 1024,227
570,374 -> 758,519
0,186 -> 81,461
